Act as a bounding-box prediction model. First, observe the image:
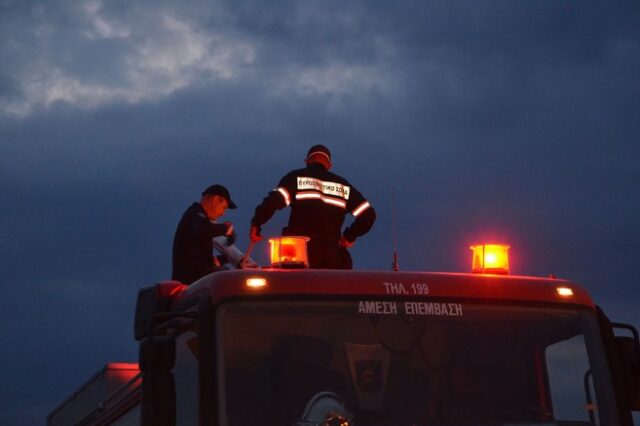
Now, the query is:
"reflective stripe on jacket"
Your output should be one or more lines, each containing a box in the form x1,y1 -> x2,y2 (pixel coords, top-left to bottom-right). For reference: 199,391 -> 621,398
252,163 -> 375,242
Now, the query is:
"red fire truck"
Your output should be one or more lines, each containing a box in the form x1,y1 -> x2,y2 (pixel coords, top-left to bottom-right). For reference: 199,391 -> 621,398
48,239 -> 640,425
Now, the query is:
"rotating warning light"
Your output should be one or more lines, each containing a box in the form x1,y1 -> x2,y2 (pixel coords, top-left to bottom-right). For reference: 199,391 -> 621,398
269,236 -> 310,268
470,244 -> 510,275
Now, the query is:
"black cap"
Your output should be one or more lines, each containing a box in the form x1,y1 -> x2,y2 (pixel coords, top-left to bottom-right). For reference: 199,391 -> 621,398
202,184 -> 237,209
306,144 -> 331,161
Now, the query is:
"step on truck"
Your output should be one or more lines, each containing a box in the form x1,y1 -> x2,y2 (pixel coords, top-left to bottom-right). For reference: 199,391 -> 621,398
48,239 -> 640,425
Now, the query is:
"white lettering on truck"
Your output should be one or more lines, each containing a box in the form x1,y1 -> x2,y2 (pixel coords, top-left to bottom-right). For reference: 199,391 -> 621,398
382,282 -> 409,294
357,301 -> 464,317
358,301 -> 398,315
404,302 -> 463,316
382,282 -> 429,295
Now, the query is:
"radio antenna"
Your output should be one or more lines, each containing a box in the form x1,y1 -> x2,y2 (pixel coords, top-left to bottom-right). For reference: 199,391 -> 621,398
391,188 -> 399,271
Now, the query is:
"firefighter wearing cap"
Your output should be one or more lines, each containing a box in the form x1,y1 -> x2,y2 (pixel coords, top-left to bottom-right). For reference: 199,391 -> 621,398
172,184 -> 237,284
250,145 -> 376,269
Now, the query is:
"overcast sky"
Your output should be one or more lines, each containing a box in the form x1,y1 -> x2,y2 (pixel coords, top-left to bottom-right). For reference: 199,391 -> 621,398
1,1 -> 639,424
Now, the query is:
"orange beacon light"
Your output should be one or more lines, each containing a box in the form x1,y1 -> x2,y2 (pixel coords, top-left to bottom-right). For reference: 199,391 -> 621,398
470,244 -> 510,275
268,236 -> 310,268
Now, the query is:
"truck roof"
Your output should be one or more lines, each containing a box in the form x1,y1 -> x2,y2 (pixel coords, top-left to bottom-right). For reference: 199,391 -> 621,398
175,269 -> 594,309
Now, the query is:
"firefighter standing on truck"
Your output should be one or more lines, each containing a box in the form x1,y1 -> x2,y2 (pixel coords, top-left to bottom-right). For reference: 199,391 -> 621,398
250,145 -> 376,269
172,184 -> 237,284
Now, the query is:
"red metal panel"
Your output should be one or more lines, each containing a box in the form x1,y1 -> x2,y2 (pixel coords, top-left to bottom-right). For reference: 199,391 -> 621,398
176,269 -> 595,308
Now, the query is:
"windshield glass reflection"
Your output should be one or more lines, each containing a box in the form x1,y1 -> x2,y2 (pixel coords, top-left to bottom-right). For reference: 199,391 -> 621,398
216,301 -> 616,426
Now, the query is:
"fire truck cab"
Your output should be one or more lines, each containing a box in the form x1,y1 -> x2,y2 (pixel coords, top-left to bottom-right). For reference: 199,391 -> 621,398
49,242 -> 640,425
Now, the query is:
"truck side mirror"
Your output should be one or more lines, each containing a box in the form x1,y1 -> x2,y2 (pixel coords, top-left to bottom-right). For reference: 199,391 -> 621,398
140,336 -> 176,373
615,336 -> 640,410
134,281 -> 186,341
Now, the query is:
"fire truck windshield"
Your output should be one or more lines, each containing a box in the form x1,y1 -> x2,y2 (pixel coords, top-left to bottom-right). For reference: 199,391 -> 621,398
215,301 -> 618,426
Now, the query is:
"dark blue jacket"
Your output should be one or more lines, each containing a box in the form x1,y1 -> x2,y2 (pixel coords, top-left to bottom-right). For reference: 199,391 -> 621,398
172,203 -> 230,284
252,163 -> 376,243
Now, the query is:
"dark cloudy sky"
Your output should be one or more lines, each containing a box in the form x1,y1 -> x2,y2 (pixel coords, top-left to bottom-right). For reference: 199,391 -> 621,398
1,1 -> 639,424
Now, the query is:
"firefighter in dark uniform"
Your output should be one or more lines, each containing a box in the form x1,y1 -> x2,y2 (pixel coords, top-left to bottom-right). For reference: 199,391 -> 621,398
172,184 -> 237,284
250,145 -> 376,269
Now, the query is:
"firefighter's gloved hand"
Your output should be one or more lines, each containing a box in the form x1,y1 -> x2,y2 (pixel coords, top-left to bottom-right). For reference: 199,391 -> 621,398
249,225 -> 263,242
339,235 -> 354,248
